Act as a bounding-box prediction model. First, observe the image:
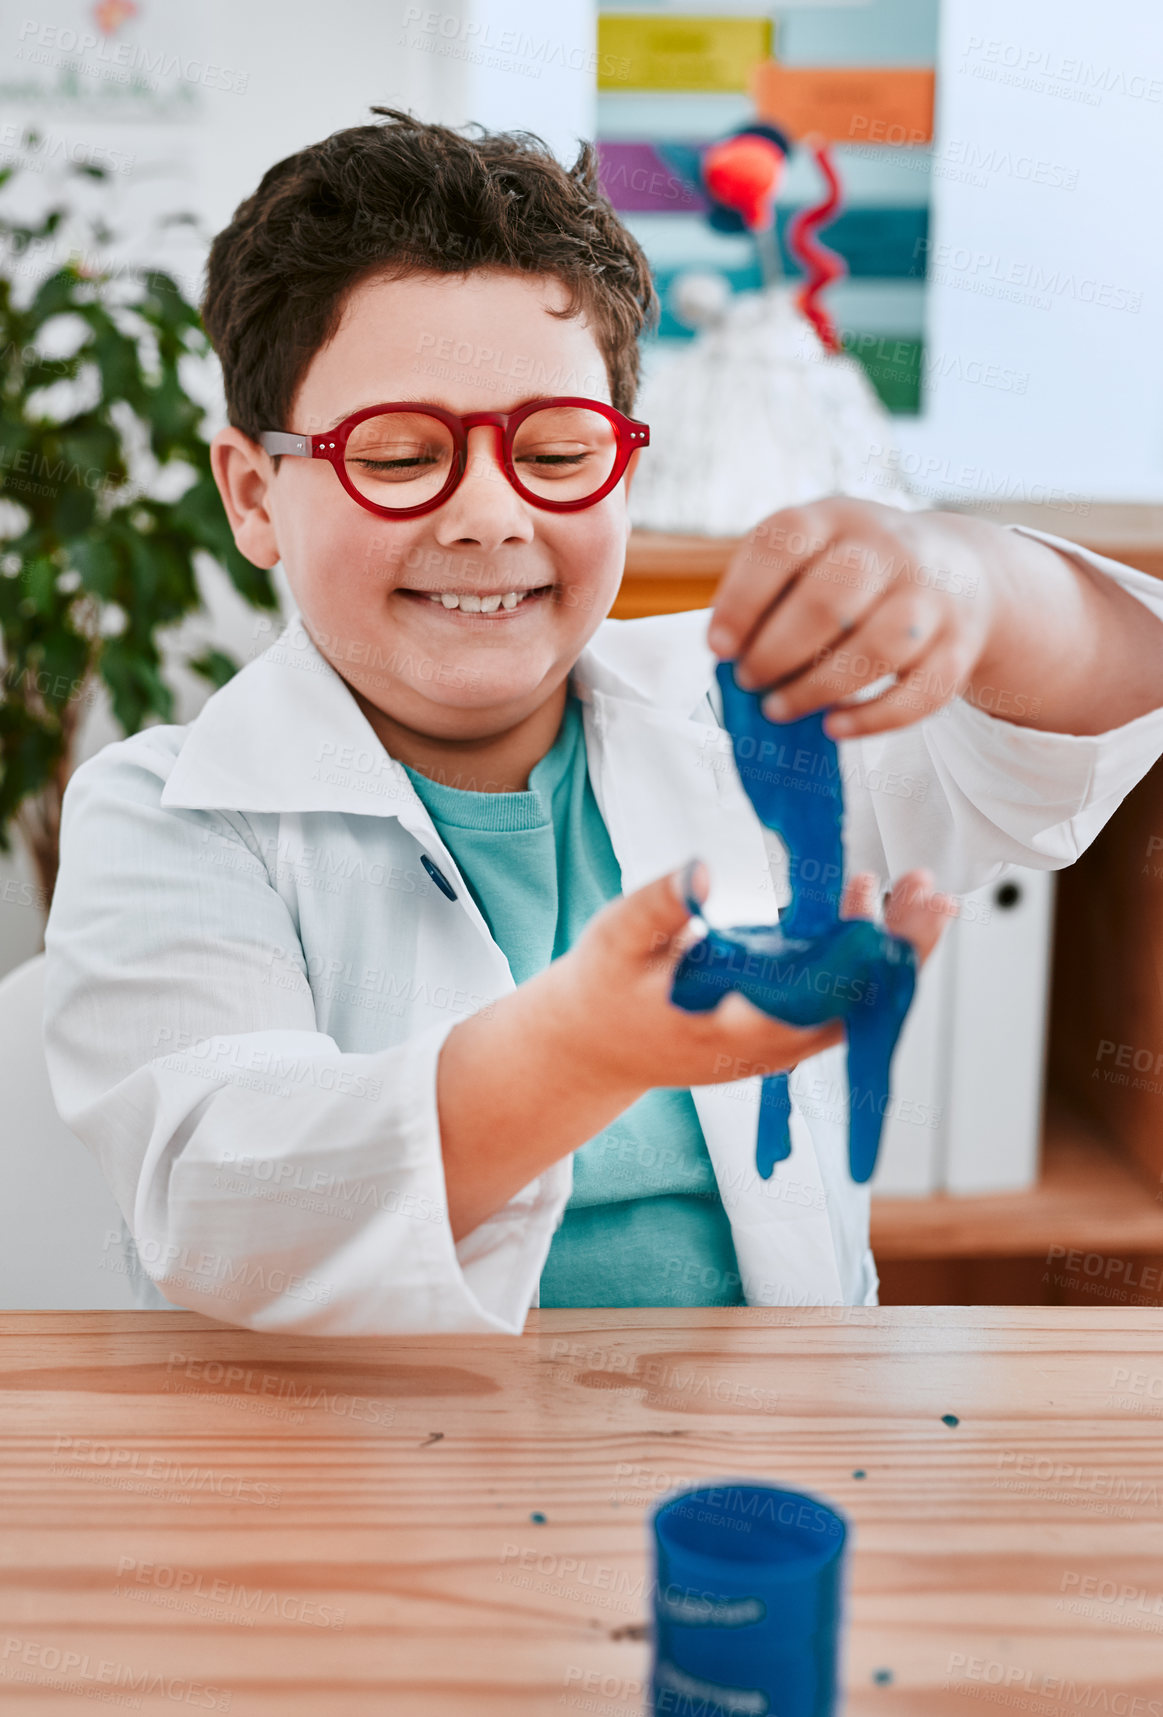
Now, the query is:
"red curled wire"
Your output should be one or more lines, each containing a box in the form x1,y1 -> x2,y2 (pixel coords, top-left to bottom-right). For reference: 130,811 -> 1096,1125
786,133 -> 846,354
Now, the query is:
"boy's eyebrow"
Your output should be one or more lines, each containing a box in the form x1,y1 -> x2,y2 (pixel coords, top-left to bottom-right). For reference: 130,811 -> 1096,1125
322,395 -> 433,429
319,392 -> 576,430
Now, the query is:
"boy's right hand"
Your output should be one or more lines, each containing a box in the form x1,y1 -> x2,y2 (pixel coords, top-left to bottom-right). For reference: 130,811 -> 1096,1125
542,860 -> 958,1096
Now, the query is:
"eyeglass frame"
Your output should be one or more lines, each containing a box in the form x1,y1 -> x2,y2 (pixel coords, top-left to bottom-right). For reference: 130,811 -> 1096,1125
259,396 -> 651,519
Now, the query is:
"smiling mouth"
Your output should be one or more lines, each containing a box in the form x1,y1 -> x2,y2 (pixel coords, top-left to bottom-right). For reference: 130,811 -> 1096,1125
398,583 -> 555,615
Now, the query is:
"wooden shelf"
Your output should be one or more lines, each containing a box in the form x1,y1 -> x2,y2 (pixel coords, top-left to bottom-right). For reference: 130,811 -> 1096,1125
870,1100 -> 1163,1262
614,532 -> 719,618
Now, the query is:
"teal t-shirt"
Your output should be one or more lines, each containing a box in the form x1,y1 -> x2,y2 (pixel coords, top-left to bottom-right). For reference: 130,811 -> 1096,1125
401,691 -> 744,1307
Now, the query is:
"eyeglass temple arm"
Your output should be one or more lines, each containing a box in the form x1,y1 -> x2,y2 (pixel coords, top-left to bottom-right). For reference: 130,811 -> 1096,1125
259,432 -> 313,457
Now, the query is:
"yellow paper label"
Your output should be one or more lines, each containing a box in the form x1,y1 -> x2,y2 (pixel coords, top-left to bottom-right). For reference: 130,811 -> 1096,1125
599,15 -> 774,92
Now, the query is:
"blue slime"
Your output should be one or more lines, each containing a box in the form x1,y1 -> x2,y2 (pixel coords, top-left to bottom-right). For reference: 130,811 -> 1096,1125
669,660 -> 917,1184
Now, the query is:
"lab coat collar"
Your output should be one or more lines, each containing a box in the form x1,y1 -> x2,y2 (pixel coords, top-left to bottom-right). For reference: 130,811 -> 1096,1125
160,604 -> 720,816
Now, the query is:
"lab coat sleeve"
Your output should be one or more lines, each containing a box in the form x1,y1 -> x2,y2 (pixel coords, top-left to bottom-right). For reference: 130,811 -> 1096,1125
838,526 -> 1163,894
42,731 -> 566,1335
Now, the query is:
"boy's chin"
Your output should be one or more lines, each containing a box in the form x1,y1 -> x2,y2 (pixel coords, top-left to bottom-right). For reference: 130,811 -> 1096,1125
407,666 -> 554,713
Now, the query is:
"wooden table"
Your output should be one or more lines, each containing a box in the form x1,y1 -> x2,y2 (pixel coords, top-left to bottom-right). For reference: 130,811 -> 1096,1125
3,1309 -> 1163,1712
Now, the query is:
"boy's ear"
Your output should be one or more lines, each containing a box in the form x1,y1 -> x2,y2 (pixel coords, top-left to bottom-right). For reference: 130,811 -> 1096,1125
209,427 -> 281,569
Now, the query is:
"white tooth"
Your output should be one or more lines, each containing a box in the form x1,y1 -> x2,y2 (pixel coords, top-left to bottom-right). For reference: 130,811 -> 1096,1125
427,593 -> 442,602
440,593 -> 460,609
480,594 -> 502,613
501,591 -> 519,609
458,592 -> 483,612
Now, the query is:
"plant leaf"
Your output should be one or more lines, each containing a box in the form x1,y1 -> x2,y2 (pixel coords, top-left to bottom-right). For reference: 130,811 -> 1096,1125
187,647 -> 238,690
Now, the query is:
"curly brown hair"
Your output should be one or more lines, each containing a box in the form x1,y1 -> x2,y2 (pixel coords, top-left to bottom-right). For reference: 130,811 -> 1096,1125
201,106 -> 659,447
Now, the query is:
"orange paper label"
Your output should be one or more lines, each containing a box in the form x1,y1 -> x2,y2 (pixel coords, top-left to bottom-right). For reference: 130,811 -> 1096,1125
751,63 -> 935,146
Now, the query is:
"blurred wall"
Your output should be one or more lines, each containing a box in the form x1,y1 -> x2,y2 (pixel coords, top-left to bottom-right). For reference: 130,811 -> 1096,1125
895,0 -> 1163,505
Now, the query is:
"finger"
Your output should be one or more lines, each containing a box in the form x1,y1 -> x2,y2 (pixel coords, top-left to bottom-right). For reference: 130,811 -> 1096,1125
744,587 -> 949,721
840,870 -> 879,920
884,868 -> 934,921
707,507 -> 838,659
732,537 -> 898,695
715,991 -> 846,1066
616,858 -> 710,964
883,868 -> 960,960
823,636 -> 976,740
711,500 -> 915,661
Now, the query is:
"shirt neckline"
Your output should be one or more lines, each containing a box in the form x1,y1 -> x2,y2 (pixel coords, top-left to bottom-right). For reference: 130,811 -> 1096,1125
401,692 -> 582,833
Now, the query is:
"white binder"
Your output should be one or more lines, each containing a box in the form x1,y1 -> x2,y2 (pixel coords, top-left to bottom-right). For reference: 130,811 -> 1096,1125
870,864 -> 1055,1198
868,909 -> 955,1195
942,864 -> 1056,1195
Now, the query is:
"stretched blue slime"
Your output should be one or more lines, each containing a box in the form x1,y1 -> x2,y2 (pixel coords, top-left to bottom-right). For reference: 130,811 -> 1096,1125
669,660 -> 918,1183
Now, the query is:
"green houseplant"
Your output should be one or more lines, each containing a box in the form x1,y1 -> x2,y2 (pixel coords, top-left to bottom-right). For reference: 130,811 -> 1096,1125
0,145 -> 279,912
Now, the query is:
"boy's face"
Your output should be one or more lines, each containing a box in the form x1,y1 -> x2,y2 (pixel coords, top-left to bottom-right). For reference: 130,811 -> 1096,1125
214,269 -> 641,743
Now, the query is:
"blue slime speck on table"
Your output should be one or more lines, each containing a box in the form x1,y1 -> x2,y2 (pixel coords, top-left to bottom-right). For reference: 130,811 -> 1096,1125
669,660 -> 918,1184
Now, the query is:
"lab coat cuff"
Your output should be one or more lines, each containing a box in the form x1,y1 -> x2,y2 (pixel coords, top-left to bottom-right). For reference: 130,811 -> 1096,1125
924,523 -> 1163,858
452,1155 -> 574,1329
416,1019 -> 575,1334
125,1016 -> 570,1337
1006,523 -> 1163,803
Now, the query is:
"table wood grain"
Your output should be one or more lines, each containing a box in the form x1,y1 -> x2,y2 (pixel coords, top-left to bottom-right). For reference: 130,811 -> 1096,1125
2,1308 -> 1163,1713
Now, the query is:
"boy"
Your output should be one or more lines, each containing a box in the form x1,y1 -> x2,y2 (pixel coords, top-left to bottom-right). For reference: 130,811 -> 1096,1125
42,109 -> 1163,1332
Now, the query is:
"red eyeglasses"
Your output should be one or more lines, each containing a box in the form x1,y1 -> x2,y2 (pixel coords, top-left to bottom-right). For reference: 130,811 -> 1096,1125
260,396 -> 650,519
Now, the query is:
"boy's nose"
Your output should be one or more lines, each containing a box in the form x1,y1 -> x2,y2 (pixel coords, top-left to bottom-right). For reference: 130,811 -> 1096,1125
432,424 -> 535,550
462,424 -> 508,487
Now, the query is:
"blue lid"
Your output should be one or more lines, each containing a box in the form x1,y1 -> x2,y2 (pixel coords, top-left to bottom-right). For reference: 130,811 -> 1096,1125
650,1483 -> 848,1716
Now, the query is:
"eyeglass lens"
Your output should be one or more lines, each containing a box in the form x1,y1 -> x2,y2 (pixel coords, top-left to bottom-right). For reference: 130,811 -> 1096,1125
343,405 -> 619,508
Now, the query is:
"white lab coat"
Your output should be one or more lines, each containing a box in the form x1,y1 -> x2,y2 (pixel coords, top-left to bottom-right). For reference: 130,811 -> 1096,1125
41,527 -> 1163,1332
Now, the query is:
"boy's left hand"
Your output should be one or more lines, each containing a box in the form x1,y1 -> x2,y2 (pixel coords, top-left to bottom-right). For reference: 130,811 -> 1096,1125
705,497 -> 1000,740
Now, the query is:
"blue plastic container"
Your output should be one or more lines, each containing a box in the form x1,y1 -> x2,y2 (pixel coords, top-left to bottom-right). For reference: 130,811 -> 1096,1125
649,1482 -> 848,1716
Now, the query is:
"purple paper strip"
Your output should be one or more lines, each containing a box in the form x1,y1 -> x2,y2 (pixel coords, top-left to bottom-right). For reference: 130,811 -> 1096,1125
597,142 -> 707,213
